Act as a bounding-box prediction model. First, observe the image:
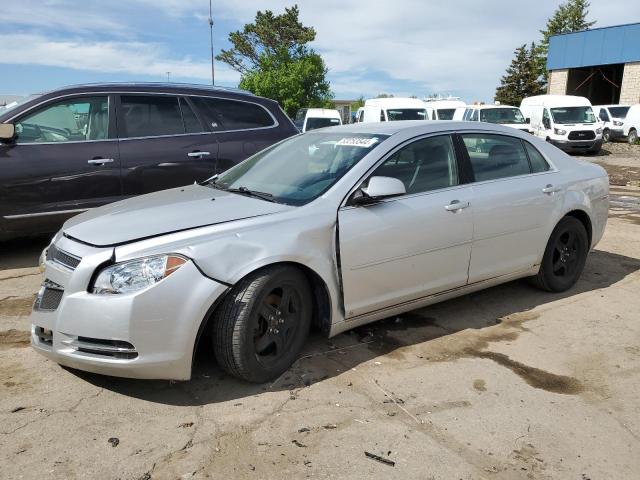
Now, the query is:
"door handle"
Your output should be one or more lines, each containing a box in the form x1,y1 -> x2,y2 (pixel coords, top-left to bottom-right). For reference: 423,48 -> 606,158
444,200 -> 470,212
188,151 -> 210,158
158,162 -> 180,167
542,184 -> 562,194
87,158 -> 114,165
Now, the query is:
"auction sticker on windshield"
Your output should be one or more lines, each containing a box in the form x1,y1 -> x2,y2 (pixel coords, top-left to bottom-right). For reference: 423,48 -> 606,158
336,137 -> 379,148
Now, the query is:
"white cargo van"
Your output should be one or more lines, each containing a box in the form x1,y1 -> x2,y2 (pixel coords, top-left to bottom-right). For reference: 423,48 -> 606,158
520,95 -> 602,153
621,104 -> 640,144
462,104 -> 530,133
424,99 -> 466,120
360,98 -> 429,123
593,105 -> 630,142
294,108 -> 342,132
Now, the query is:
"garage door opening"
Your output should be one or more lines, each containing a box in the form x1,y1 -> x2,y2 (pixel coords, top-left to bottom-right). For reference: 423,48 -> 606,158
566,64 -> 624,105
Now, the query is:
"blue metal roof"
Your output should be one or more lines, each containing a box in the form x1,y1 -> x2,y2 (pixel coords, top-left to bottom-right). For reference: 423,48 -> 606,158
547,22 -> 640,70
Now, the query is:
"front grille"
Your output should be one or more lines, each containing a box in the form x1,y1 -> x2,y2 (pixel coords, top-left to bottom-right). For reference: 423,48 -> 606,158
34,280 -> 64,311
568,130 -> 596,140
35,326 -> 53,346
46,244 -> 81,270
62,336 -> 138,360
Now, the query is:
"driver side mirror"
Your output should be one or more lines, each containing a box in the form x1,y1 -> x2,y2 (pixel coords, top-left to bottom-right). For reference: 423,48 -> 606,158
351,176 -> 406,206
0,123 -> 15,142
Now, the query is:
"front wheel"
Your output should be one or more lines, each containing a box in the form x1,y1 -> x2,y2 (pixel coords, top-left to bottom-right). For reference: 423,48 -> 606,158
602,128 -> 611,143
212,265 -> 312,383
629,129 -> 638,145
531,217 -> 589,292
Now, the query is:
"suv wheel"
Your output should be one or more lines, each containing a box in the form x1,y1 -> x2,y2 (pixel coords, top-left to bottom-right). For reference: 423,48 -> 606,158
629,129 -> 638,145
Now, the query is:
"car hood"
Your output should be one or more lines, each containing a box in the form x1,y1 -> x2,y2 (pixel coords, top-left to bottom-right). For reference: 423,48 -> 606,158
62,184 -> 292,247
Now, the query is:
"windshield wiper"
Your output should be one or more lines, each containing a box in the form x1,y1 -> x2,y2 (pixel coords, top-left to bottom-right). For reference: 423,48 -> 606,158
226,186 -> 277,203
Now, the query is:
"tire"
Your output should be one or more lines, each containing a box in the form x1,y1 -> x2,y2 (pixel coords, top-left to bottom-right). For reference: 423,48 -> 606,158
531,216 -> 589,292
602,128 -> 610,143
629,129 -> 638,145
212,265 -> 312,383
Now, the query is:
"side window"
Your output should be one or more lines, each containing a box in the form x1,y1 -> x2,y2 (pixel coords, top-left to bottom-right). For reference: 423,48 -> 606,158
461,133 -> 531,182
358,110 -> 364,122
598,109 -> 609,122
524,141 -> 550,173
542,108 -> 551,128
120,95 -> 183,138
470,109 -> 479,121
370,135 -> 458,194
463,108 -> 471,121
179,98 -> 204,134
380,109 -> 386,122
15,96 -> 108,143
194,97 -> 274,131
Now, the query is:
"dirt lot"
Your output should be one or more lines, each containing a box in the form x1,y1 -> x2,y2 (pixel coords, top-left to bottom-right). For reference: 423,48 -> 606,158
1,145 -> 639,480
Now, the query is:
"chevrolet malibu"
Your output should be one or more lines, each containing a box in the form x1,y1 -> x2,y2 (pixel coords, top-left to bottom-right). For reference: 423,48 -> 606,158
31,121 -> 609,383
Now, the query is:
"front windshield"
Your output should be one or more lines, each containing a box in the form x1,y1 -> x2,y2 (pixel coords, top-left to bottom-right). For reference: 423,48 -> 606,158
437,108 -> 456,120
608,106 -> 629,119
480,107 -> 526,124
385,108 -> 427,121
1,95 -> 41,115
550,106 -> 596,124
213,132 -> 389,206
305,117 -> 341,131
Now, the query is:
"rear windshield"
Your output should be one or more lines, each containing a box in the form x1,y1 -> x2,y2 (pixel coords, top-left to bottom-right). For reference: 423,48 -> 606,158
385,108 -> 427,121
480,107 -> 526,124
305,117 -> 341,131
608,106 -> 630,119
436,108 -> 456,120
550,106 -> 596,124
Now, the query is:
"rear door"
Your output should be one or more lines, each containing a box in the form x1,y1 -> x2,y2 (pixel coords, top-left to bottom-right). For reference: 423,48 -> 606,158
338,134 -> 474,318
117,94 -> 218,196
191,96 -> 281,174
0,94 -> 121,234
458,132 -> 562,282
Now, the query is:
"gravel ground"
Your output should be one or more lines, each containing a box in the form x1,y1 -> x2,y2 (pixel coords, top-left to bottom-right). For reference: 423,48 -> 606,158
1,145 -> 639,480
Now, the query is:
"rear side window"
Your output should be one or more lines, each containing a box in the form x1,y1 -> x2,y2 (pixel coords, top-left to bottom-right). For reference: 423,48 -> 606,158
120,95 -> 183,138
461,133 -> 531,182
179,98 -> 204,134
194,97 -> 275,131
524,141 -> 550,173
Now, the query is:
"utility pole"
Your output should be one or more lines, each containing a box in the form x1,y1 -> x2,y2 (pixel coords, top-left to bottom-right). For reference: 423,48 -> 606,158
209,0 -> 214,86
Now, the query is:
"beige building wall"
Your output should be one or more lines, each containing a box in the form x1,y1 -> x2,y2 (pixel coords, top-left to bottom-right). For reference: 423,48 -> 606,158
619,62 -> 640,104
547,69 -> 569,95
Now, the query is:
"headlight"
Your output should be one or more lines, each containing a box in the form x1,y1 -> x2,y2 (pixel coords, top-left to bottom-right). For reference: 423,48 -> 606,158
91,254 -> 187,294
613,120 -> 623,126
596,128 -> 603,134
554,128 -> 567,135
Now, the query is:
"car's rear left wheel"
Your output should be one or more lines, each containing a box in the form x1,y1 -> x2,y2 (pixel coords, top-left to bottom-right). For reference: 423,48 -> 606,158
531,216 -> 589,292
212,265 -> 312,383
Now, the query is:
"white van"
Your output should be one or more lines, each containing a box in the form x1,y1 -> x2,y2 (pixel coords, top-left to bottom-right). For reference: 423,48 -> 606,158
354,107 -> 365,123
360,98 -> 429,123
593,105 -> 630,142
424,99 -> 466,120
294,108 -> 342,132
452,106 -> 467,121
462,104 -> 531,133
621,104 -> 640,144
520,95 -> 602,154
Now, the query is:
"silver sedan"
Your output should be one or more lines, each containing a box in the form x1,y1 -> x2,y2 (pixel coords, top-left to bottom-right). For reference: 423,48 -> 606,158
31,121 -> 609,382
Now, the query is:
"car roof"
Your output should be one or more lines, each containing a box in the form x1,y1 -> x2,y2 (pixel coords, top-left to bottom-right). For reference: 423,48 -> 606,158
316,120 -> 524,136
305,108 -> 341,117
365,97 -> 426,108
469,104 -> 520,110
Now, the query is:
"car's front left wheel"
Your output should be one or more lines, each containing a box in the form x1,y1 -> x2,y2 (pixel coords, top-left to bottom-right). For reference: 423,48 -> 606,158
212,265 -> 312,383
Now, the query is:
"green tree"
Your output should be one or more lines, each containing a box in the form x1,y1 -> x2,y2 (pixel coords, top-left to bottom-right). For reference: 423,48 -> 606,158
495,43 -> 546,106
350,96 -> 365,111
216,5 -> 332,117
536,0 -> 596,82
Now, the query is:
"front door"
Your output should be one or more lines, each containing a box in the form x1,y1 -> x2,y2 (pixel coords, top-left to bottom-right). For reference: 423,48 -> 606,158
338,134 -> 474,318
0,95 -> 121,234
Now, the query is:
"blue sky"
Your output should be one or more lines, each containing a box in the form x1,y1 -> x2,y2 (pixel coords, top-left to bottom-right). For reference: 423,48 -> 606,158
0,1 -> 634,102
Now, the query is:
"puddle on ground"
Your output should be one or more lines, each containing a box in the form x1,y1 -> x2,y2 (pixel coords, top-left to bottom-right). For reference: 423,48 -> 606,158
0,330 -> 31,349
0,296 -> 36,317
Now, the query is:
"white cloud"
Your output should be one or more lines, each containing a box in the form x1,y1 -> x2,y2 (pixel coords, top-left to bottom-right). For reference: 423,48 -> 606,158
0,33 -> 240,84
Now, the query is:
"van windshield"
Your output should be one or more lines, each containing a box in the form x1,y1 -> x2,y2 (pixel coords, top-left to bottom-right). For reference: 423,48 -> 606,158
305,117 -> 341,131
550,106 -> 596,124
436,108 -> 456,120
212,132 -> 389,206
480,107 -> 526,124
608,106 -> 629,119
385,109 -> 427,121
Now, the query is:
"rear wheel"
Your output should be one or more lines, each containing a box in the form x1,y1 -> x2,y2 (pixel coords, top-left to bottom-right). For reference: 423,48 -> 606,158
532,217 -> 589,292
212,265 -> 312,383
629,129 -> 638,145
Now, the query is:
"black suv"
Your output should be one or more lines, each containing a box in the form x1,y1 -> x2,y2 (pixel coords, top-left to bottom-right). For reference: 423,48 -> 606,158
0,83 -> 298,239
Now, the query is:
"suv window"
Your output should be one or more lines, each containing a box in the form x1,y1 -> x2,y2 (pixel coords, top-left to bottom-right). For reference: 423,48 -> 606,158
461,133 -> 531,181
371,135 -> 458,194
524,141 -> 550,173
179,98 -> 204,134
15,96 -> 108,143
120,95 -> 183,138
194,97 -> 275,131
